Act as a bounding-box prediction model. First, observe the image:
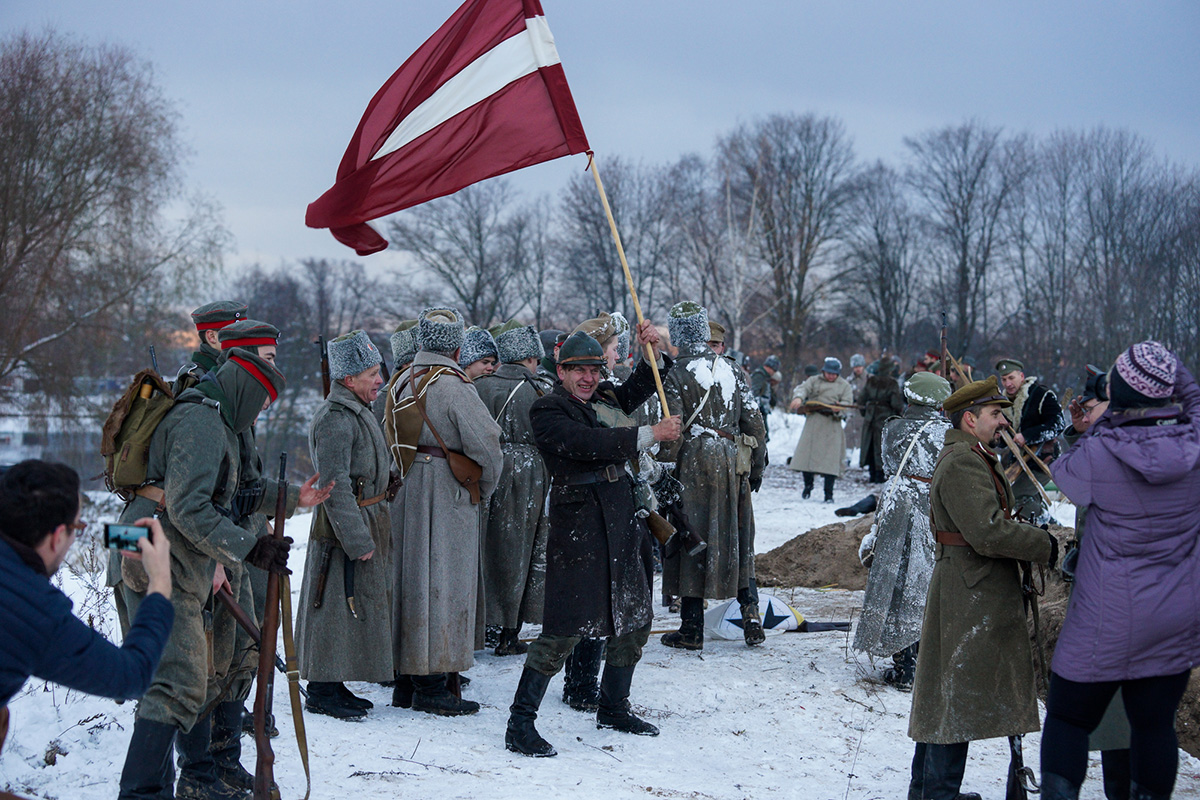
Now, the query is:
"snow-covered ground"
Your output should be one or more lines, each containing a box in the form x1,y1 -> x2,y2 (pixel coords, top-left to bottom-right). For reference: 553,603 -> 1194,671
3,411 -> 1196,798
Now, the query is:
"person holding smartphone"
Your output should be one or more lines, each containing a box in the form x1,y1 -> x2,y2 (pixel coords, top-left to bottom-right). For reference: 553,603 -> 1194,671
0,460 -> 174,753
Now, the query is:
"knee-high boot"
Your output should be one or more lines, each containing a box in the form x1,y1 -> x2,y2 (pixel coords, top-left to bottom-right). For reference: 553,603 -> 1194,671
505,668 -> 556,757
117,716 -> 177,800
176,714 -> 248,799
596,663 -> 658,736
562,637 -> 604,711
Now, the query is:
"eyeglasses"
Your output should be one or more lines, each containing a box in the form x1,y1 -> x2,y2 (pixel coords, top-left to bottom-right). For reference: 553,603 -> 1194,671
69,521 -> 88,533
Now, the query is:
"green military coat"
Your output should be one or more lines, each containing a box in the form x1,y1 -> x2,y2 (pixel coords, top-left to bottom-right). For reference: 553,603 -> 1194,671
908,428 -> 1053,744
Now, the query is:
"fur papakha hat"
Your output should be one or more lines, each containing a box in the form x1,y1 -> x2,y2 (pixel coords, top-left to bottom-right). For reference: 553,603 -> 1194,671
823,356 -> 842,374
458,326 -> 498,367
850,353 -> 866,368
416,307 -> 464,354
904,372 -> 952,408
328,330 -> 382,381
390,319 -> 419,368
495,322 -> 544,364
611,312 -> 632,360
668,301 -> 709,349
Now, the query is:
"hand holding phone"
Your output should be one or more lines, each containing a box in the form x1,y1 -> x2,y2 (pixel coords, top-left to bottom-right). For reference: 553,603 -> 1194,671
105,523 -> 149,552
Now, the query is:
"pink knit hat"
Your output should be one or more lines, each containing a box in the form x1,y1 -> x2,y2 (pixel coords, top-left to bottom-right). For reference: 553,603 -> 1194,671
1114,341 -> 1177,400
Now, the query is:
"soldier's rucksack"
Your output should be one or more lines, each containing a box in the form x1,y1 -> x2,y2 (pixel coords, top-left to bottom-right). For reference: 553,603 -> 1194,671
100,369 -> 175,500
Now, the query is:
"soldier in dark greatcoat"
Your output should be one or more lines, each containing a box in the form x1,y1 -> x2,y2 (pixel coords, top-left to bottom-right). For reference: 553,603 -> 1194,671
907,376 -> 1058,799
504,327 -> 681,757
995,357 -> 1064,524
859,357 -> 906,483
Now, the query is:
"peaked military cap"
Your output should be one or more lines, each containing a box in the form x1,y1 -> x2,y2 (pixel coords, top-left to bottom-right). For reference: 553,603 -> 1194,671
943,375 -> 1012,415
994,358 -> 1025,375
192,300 -> 248,331
218,319 -> 280,349
557,331 -> 606,367
708,321 -> 726,343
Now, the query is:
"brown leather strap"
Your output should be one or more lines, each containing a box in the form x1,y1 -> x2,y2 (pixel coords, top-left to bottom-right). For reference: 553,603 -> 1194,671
135,485 -> 167,514
971,444 -> 1013,520
903,474 -> 932,484
714,429 -> 735,442
357,492 -> 386,508
416,445 -> 446,459
935,529 -> 969,547
1,704 -> 8,755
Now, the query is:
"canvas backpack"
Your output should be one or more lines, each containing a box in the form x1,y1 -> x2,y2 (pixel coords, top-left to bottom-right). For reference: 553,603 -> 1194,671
100,369 -> 176,500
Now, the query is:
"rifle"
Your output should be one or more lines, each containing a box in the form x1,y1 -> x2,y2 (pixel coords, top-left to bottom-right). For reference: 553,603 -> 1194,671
311,336 -> 335,615
940,311 -> 948,381
662,500 -> 709,559
1006,734 -> 1040,800
316,336 -> 331,398
213,586 -> 305,698
379,353 -> 391,385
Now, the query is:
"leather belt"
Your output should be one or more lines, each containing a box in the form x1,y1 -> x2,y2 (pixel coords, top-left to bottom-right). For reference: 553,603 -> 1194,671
357,492 -> 386,508
935,529 -> 969,547
714,429 -> 735,442
560,464 -> 624,486
135,485 -> 167,514
416,445 -> 446,459
903,474 -> 933,484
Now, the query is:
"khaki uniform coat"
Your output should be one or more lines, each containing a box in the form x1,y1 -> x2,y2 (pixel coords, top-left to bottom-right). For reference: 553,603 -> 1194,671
474,363 -> 552,628
660,344 -> 766,599
789,375 -> 853,476
392,352 -> 503,675
853,405 -> 950,657
908,428 -> 1054,744
117,391 -> 257,731
295,381 -> 394,683
844,370 -> 869,456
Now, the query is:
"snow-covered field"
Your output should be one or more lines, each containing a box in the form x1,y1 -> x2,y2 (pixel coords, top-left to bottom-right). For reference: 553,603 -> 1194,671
3,411 -> 1197,799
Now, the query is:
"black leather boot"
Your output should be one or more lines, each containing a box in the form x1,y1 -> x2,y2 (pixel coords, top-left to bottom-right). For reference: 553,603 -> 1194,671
661,596 -> 704,651
495,627 -> 529,656
176,714 -> 249,799
118,716 -> 177,800
305,681 -> 367,720
801,472 -> 814,499
835,494 -> 878,517
412,673 -> 480,716
1041,772 -> 1082,800
562,637 -> 604,711
740,601 -> 766,646
210,701 -> 252,792
336,682 -> 374,710
240,705 -> 278,738
391,674 -> 414,709
1129,783 -> 1170,800
505,668 -> 557,757
596,663 -> 658,736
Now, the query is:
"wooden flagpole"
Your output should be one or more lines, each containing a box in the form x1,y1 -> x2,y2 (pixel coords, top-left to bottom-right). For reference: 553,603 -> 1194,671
587,153 -> 671,417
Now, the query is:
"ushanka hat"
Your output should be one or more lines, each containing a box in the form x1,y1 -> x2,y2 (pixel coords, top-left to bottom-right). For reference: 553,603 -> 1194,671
328,330 -> 382,381
763,355 -> 781,371
823,357 -> 842,374
557,331 -> 606,367
611,312 -> 632,359
1110,340 -> 1177,408
668,301 -> 709,349
192,300 -> 248,332
493,321 -> 544,364
390,319 -> 419,368
850,353 -> 866,368
217,320 -> 279,353
943,375 -> 1012,415
904,372 -> 953,408
416,307 -> 464,354
458,326 -> 498,367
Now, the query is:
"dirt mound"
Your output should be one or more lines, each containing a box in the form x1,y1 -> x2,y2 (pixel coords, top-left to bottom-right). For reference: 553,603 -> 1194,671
756,514 -> 872,591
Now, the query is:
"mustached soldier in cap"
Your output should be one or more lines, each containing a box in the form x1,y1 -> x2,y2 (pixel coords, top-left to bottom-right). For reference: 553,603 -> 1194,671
907,376 -> 1058,800
390,308 -> 503,716
295,331 -> 394,720
474,322 -> 553,657
995,358 -> 1063,525
176,301 -> 249,394
200,321 -> 329,789
117,349 -> 292,800
504,324 -> 680,758
659,302 -> 766,651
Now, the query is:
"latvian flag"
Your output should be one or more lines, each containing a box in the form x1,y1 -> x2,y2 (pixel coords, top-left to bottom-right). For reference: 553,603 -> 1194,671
306,0 -> 591,255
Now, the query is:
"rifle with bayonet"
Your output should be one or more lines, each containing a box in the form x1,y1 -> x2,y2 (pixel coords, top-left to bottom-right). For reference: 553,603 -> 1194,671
311,337 -> 335,611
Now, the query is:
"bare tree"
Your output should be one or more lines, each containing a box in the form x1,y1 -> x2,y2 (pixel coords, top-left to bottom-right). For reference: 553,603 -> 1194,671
501,198 -> 556,328
0,30 -> 227,389
905,121 -> 1026,355
717,113 -> 856,378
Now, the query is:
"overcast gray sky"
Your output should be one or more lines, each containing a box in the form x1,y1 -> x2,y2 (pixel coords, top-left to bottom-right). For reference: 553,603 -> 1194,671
6,1 -> 1199,276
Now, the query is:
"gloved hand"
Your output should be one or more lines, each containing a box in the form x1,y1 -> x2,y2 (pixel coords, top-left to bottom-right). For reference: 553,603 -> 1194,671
246,534 -> 294,575
1040,525 -> 1059,570
749,476 -> 762,492
1061,545 -> 1079,583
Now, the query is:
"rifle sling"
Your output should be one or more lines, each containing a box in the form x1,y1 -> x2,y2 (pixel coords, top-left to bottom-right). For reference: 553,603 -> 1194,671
412,367 -> 483,504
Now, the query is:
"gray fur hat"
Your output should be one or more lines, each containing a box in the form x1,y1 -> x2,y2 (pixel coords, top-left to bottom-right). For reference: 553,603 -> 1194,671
329,330 -> 382,381
763,355 -> 781,371
390,320 -> 418,368
416,307 -> 464,354
458,326 -> 498,367
668,301 -> 709,349
850,353 -> 865,368
823,356 -> 843,374
611,311 -> 631,361
495,323 -> 544,364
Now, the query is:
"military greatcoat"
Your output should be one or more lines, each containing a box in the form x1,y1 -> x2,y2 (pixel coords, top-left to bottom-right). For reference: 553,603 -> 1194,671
474,362 -> 553,628
392,352 -> 503,675
859,373 -> 906,473
660,343 -> 765,599
789,374 -> 854,476
295,381 -> 394,683
530,358 -> 669,638
908,428 -> 1053,745
853,405 -> 950,658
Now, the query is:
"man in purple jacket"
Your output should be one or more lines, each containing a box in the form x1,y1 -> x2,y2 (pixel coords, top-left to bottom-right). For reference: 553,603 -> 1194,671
0,461 -> 174,752
1043,342 -> 1200,800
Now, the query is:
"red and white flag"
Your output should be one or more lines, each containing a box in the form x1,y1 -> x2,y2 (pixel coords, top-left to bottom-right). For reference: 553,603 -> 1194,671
306,0 -> 590,255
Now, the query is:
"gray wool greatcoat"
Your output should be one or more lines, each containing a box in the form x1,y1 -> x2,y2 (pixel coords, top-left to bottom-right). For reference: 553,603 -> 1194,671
789,375 -> 854,476
474,363 -> 553,629
908,428 -> 1054,745
660,344 -> 766,599
393,352 -> 503,675
296,381 -> 394,683
853,404 -> 950,658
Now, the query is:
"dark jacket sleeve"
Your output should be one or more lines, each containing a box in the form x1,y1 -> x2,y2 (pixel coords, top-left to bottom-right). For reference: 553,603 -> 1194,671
531,398 -> 640,464
36,592 -> 174,701
612,355 -> 672,415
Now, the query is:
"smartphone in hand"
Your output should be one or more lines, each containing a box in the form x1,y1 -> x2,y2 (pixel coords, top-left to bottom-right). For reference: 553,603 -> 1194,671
104,523 -> 149,552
